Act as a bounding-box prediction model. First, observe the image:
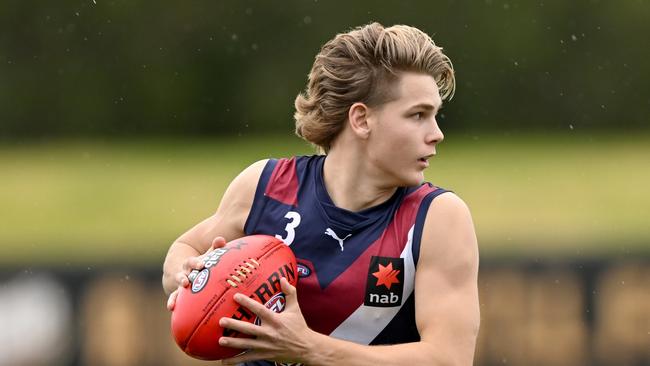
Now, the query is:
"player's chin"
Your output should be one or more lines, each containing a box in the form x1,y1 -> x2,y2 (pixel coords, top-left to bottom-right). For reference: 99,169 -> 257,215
413,174 -> 426,186
399,171 -> 425,187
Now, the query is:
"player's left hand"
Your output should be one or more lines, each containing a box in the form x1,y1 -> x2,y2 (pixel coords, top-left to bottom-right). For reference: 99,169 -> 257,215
166,236 -> 227,311
218,277 -> 319,365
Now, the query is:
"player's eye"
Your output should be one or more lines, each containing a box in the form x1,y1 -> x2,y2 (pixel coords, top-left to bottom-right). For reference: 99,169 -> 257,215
412,112 -> 424,120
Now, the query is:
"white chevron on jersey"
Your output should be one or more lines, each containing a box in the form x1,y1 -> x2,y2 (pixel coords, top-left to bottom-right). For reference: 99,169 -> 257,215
329,225 -> 416,344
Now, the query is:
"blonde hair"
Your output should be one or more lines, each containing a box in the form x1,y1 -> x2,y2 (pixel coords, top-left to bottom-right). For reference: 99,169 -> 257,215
294,22 -> 455,153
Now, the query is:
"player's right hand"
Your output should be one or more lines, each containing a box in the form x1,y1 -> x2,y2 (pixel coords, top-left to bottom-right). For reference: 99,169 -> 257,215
167,237 -> 227,311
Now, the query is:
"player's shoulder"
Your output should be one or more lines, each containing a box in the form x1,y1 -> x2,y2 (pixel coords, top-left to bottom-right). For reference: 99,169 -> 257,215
240,159 -> 270,179
229,156 -> 306,188
426,191 -> 471,219
220,159 -> 270,204
226,159 -> 267,190
231,155 -> 321,192
422,192 -> 477,261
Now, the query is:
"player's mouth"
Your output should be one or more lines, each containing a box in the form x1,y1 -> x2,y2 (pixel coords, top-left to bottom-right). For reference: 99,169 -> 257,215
418,154 -> 433,167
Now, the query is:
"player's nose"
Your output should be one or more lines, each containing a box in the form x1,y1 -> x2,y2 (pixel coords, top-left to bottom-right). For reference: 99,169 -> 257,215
426,119 -> 444,145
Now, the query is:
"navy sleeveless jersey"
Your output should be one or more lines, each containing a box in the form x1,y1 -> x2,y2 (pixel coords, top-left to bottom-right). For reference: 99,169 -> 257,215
241,155 -> 448,366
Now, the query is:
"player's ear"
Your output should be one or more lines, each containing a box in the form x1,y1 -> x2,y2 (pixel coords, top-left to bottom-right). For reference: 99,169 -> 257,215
348,102 -> 371,139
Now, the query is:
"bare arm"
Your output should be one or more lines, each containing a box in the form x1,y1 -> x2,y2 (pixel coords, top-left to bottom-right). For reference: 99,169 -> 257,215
413,192 -> 480,364
162,159 -> 267,295
220,192 -> 480,365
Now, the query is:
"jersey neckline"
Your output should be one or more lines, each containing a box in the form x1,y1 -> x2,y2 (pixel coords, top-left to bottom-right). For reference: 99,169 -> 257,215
312,155 -> 406,232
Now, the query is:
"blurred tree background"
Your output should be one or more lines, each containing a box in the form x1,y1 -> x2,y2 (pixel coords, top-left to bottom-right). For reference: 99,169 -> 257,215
2,0 -> 648,139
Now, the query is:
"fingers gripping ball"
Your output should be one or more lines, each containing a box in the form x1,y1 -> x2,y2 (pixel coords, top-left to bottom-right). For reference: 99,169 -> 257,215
171,235 -> 298,360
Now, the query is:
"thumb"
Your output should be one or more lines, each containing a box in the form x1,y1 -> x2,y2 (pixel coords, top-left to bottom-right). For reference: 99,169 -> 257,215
211,236 -> 227,250
280,277 -> 298,309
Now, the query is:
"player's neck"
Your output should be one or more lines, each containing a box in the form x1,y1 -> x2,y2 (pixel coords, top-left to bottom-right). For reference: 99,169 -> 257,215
322,148 -> 398,213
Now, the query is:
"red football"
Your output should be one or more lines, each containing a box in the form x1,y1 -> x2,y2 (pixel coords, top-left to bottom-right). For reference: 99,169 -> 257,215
171,234 -> 297,360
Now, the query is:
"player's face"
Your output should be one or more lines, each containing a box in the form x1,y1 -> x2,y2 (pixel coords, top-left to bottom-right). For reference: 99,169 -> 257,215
366,72 -> 444,187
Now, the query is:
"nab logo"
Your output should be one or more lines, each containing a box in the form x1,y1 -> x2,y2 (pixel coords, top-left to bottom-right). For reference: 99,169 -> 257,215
203,240 -> 246,269
364,256 -> 404,307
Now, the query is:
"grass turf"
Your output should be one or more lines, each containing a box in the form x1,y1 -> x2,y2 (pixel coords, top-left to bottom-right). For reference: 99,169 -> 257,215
1,133 -> 648,266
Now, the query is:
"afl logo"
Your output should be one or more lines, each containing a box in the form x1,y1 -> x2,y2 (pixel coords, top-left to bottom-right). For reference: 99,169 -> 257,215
254,293 -> 286,325
191,268 -> 210,293
296,263 -> 311,278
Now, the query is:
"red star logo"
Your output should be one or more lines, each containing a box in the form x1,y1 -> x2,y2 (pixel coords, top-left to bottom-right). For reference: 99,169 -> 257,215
372,262 -> 400,290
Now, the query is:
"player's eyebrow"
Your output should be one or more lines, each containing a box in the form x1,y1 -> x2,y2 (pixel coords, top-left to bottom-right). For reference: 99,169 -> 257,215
408,102 -> 443,112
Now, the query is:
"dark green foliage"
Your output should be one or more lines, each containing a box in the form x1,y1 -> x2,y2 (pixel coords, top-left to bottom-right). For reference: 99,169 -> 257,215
1,0 -> 648,138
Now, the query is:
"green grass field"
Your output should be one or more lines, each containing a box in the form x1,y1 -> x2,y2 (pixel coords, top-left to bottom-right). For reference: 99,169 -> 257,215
1,133 -> 649,266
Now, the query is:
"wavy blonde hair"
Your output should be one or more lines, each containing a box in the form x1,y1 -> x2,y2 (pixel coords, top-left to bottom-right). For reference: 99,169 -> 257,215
294,22 -> 455,153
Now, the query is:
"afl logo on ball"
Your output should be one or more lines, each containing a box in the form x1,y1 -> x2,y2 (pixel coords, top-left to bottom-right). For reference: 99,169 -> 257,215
254,292 -> 286,325
296,263 -> 311,278
191,268 -> 210,293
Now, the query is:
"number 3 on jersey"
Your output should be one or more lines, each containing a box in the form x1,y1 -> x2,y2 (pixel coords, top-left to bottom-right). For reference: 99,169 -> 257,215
275,211 -> 301,245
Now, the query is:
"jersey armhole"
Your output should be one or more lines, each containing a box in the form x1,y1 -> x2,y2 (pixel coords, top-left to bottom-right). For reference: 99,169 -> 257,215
243,159 -> 278,235
411,188 -> 450,266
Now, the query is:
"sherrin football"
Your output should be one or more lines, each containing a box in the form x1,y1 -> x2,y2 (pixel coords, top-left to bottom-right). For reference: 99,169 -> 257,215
171,235 -> 297,360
